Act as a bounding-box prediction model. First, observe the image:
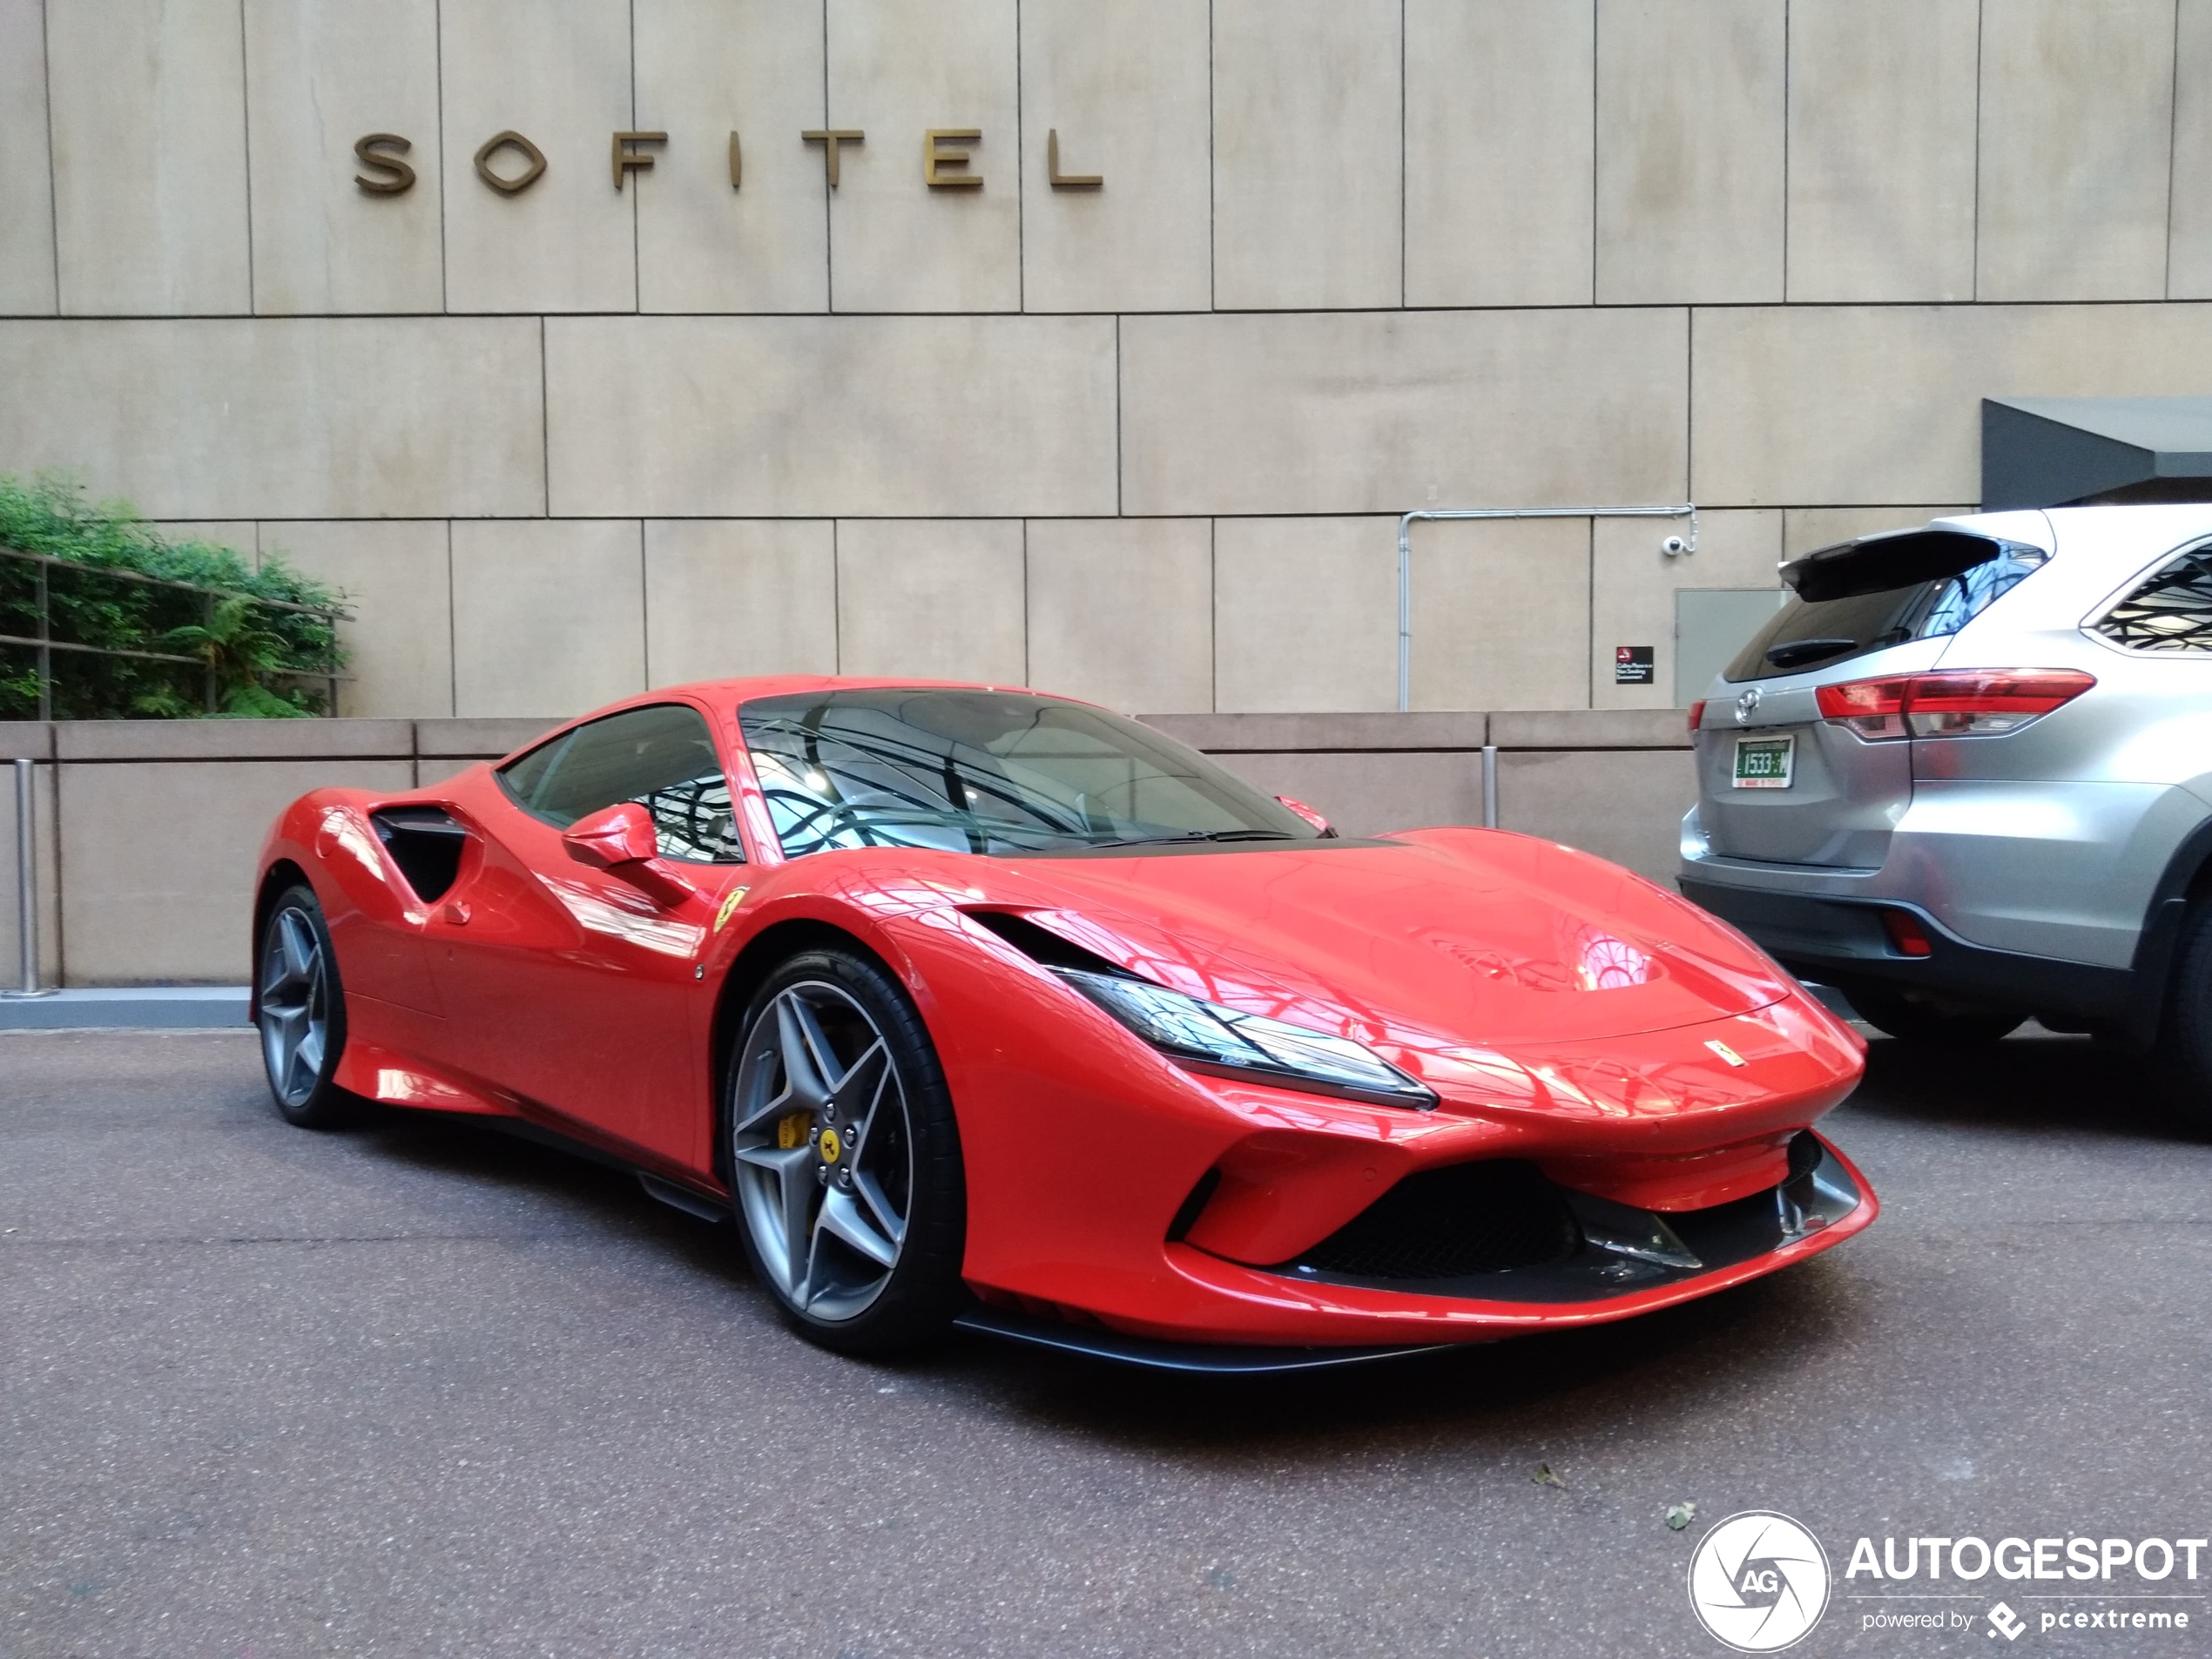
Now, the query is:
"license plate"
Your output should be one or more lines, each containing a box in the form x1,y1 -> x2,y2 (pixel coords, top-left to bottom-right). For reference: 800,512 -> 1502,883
1732,734 -> 1795,789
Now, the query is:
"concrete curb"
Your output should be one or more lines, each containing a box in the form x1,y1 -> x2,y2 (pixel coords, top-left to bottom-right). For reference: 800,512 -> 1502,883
0,988 -> 251,1030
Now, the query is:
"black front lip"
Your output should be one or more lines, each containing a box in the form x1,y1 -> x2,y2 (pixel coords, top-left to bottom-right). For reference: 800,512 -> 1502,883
1263,1138 -> 1865,1305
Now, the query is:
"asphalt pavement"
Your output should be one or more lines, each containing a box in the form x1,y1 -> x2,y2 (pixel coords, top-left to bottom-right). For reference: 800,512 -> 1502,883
3,1025 -> 2209,1658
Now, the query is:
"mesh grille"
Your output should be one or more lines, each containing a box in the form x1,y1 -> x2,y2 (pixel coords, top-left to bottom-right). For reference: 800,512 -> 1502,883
1291,1160 -> 1579,1281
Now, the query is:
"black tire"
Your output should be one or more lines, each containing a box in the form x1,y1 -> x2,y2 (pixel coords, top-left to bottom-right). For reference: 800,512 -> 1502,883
724,948 -> 968,1356
256,885 -> 356,1129
2153,902 -> 2212,1133
1839,981 -> 2026,1046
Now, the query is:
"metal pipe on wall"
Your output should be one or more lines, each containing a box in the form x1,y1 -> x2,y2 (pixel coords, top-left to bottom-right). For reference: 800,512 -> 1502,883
1395,505 -> 1700,713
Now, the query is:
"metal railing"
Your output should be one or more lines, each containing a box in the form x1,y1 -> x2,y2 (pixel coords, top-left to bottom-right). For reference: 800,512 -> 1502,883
0,543 -> 347,719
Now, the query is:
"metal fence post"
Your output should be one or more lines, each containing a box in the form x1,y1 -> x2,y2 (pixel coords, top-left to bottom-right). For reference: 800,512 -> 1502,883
7,756 -> 50,998
1481,744 -> 1499,830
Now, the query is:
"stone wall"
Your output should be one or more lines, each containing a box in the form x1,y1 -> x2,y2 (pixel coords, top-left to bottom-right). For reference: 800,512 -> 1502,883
4,1 -> 2210,719
0,711 -> 1692,985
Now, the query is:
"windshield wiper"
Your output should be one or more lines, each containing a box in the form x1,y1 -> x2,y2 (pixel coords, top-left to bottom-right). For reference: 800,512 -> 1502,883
1096,829 -> 1303,847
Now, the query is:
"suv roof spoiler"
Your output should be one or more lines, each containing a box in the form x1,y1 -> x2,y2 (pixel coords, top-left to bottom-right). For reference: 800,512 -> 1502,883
1779,528 -> 2006,604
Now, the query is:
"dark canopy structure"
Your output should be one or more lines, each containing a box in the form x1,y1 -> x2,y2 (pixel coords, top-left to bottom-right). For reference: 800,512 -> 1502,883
1983,396 -> 2212,510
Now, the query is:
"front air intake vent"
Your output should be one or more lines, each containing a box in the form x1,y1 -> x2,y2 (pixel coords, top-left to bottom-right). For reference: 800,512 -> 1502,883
1287,1161 -> 1579,1280
967,909 -> 1131,978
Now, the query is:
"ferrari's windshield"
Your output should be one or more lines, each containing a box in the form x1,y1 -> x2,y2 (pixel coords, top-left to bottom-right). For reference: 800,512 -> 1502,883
738,689 -> 1321,858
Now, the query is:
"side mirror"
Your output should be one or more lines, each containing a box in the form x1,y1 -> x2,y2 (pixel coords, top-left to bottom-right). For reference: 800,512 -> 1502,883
562,801 -> 660,869
562,803 -> 696,907
1274,794 -> 1337,837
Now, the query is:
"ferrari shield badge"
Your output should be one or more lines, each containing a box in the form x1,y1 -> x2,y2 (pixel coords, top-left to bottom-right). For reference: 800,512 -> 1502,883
712,886 -> 751,933
1704,1039 -> 1748,1068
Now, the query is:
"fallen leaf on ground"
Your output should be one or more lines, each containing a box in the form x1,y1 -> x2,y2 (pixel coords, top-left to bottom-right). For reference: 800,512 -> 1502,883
1665,1501 -> 1697,1531
1533,1463 -> 1566,1490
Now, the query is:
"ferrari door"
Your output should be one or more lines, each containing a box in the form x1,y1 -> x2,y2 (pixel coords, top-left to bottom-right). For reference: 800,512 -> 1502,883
424,703 -> 748,1163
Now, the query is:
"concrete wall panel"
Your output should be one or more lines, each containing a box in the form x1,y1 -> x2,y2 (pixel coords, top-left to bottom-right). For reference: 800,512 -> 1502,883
1407,516 -> 1590,712
1496,746 -> 1693,883
1018,0 -> 1211,314
635,0 -> 829,314
1213,517 -> 1397,713
1203,749 -> 1488,840
1977,0 -> 2176,302
825,0 -> 1020,313
1595,0 -> 1784,305
0,0 -> 57,314
441,0 -> 636,314
1405,0 -> 1594,308
1024,517 -> 1212,713
544,315 -> 1116,517
2168,0 -> 2212,295
246,0 -> 444,314
0,318 -> 546,518
263,520 -> 453,718
60,758 -> 415,982
1120,308 -> 1688,516
48,0 -> 251,315
644,519 -> 839,685
833,519 -> 1027,684
1211,0 -> 1402,309
1591,509 -> 1778,710
1692,304 -> 2212,507
450,520 -> 645,718
1786,0 -> 1978,303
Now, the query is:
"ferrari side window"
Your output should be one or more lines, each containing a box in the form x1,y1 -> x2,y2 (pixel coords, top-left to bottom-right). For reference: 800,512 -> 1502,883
498,705 -> 745,863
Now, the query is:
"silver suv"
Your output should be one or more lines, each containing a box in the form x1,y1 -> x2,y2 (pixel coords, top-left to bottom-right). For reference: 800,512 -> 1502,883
1679,505 -> 2212,1120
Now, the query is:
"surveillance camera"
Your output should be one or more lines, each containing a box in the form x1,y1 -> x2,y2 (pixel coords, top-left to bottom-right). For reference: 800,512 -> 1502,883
1661,535 -> 1689,556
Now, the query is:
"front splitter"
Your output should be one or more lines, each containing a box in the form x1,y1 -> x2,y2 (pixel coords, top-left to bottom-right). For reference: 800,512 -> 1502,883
951,1305 -> 1451,1374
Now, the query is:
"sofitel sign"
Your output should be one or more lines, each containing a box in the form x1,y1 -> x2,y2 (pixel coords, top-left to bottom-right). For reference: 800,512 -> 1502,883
351,126 -> 1102,194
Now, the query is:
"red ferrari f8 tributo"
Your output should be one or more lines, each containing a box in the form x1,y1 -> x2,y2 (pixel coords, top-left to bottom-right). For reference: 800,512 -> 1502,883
253,678 -> 1873,1367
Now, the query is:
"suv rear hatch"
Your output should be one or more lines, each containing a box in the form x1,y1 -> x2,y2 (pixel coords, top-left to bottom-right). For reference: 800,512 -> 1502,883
1696,527 -> 2048,867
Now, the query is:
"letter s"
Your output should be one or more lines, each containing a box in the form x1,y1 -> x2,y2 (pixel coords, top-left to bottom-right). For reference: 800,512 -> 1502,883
2067,1538 -> 2100,1580
354,134 -> 415,194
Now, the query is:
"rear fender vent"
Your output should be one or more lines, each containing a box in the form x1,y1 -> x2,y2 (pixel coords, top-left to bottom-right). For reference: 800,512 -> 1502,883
966,909 -> 1131,978
1285,1160 -> 1579,1280
370,806 -> 471,903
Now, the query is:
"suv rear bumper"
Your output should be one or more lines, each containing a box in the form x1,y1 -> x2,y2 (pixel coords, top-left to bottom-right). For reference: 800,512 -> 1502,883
1678,876 -> 2149,1038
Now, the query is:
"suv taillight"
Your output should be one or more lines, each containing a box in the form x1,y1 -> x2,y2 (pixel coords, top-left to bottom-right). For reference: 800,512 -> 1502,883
1687,699 -> 1707,734
1815,670 -> 2095,740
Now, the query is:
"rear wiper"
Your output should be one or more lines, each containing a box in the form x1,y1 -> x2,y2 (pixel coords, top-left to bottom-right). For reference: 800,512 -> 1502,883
1764,637 -> 1858,670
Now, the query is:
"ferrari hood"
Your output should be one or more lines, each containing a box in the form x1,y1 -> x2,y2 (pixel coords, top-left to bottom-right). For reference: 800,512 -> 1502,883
982,828 -> 1791,1049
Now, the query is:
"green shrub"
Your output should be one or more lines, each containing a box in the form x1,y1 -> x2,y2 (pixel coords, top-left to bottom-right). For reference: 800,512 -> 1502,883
0,475 -> 347,719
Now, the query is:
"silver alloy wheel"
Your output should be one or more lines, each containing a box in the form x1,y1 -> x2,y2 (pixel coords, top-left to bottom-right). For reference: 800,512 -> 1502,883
260,907 -> 331,1109
731,981 -> 913,1321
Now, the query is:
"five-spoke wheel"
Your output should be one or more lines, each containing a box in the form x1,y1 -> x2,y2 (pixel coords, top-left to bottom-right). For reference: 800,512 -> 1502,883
727,949 -> 966,1352
257,887 -> 353,1128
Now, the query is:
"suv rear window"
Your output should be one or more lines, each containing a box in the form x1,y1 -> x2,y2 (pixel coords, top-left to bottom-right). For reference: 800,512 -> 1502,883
1724,529 -> 2047,683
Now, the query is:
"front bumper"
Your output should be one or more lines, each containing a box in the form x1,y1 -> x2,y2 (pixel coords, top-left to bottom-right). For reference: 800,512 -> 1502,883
968,1132 -> 1876,1353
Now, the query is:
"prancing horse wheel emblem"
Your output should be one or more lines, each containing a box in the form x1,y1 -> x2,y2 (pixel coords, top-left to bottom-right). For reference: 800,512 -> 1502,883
1735,687 -> 1762,725
819,1127 -> 843,1164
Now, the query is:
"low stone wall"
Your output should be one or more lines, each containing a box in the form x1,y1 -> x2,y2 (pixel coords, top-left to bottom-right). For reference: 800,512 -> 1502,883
0,711 -> 1692,986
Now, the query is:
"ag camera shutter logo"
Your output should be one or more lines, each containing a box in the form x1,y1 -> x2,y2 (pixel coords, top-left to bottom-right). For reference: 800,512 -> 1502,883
1688,1510 -> 1831,1652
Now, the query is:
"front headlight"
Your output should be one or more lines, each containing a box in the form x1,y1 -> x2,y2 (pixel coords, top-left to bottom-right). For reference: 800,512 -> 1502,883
1053,967 -> 1436,1109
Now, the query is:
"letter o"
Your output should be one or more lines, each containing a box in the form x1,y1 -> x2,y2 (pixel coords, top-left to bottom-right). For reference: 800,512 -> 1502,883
1952,1538 -> 1991,1581
2140,1539 -> 2175,1581
475,130 -> 547,193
